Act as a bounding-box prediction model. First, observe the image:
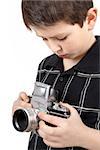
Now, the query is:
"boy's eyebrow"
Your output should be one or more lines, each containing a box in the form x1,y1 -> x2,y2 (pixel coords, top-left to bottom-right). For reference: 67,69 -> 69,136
36,33 -> 68,38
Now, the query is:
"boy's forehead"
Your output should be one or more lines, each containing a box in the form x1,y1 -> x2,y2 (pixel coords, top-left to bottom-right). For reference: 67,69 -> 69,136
32,21 -> 74,37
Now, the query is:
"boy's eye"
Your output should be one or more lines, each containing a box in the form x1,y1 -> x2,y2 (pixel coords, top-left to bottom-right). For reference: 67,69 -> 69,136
57,36 -> 67,41
42,36 -> 67,41
42,38 -> 48,41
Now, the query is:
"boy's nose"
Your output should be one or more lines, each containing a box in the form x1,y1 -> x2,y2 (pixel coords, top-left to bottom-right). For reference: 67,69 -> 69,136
47,40 -> 62,53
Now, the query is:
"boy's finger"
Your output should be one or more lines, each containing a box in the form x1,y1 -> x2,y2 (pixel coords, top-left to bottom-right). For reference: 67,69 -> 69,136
38,112 -> 66,126
60,102 -> 78,115
38,120 -> 59,136
18,92 -> 30,103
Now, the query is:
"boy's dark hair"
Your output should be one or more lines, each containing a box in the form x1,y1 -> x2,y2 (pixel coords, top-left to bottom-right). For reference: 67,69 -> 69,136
21,0 -> 93,30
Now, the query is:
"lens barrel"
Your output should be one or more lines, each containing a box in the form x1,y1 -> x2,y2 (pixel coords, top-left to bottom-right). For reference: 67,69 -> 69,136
13,108 -> 39,132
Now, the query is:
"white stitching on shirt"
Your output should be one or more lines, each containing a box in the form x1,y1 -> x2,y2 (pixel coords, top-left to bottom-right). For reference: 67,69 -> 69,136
52,73 -> 61,89
29,132 -> 35,142
41,67 -> 54,83
33,134 -> 38,150
79,76 -> 92,115
72,105 -> 100,113
39,58 -> 47,81
46,146 -> 51,150
77,72 -> 100,78
95,112 -> 100,130
61,74 -> 75,101
38,69 -> 60,74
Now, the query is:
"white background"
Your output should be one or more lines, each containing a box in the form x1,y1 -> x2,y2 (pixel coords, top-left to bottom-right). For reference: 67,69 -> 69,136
0,0 -> 99,149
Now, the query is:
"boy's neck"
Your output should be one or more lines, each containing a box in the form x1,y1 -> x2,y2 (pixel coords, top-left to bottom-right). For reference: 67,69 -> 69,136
63,59 -> 79,71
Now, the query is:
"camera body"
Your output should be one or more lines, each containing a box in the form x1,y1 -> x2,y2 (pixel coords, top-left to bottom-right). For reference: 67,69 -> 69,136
13,82 -> 70,132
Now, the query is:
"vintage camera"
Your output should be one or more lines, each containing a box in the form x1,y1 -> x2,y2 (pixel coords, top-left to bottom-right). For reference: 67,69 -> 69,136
13,82 -> 70,132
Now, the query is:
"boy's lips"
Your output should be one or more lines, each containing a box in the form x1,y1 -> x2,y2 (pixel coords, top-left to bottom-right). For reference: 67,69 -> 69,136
58,54 -> 69,58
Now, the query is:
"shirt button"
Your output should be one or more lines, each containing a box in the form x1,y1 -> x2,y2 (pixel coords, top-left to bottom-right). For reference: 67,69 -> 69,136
59,76 -> 63,82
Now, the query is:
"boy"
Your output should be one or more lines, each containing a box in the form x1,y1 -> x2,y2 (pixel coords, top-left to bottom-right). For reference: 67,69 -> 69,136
12,0 -> 100,150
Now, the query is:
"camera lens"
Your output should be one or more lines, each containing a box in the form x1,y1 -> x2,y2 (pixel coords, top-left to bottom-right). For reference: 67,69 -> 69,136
13,109 -> 28,132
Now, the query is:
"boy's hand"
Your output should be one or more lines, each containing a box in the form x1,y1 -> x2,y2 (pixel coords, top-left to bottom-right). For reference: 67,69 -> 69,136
38,102 -> 87,148
12,92 -> 32,114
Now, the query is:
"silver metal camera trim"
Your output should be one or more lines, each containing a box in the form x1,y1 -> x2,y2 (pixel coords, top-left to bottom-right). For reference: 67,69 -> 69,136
16,107 -> 40,132
31,82 -> 54,111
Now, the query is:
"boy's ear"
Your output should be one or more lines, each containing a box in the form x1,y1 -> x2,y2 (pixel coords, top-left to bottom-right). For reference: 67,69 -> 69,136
86,8 -> 97,30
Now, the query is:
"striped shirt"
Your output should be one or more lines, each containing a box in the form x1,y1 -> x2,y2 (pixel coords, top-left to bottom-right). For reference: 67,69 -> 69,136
28,36 -> 100,150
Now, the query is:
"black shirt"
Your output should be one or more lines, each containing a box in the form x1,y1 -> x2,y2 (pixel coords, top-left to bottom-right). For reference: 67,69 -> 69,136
28,36 -> 100,150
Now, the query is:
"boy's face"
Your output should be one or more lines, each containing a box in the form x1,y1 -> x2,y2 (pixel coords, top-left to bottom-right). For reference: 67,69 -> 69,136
33,21 -> 95,60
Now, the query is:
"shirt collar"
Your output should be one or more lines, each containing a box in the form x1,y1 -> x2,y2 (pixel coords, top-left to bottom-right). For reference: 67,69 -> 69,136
44,36 -> 100,74
74,36 -> 100,73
